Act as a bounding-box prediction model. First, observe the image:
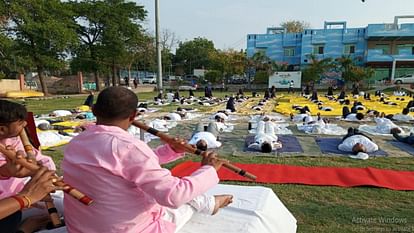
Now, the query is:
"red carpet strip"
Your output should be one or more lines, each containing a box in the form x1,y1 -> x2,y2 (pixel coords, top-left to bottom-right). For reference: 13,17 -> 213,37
171,161 -> 414,191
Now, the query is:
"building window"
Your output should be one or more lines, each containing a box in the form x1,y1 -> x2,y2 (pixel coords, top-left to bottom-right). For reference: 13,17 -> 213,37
344,44 -> 356,54
284,47 -> 295,57
313,45 -> 324,55
375,44 -> 390,55
397,44 -> 414,55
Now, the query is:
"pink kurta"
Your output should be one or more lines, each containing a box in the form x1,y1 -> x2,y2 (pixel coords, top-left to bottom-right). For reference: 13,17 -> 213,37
63,125 -> 219,233
0,137 -> 56,199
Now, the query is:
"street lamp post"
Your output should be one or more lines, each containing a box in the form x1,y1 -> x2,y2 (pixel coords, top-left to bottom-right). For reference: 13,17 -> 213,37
155,0 -> 163,92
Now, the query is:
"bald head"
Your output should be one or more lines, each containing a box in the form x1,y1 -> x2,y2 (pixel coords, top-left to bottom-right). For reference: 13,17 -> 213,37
93,86 -> 138,121
352,143 -> 366,154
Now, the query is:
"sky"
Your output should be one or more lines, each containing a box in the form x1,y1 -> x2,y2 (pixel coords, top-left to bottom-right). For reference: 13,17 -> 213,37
136,0 -> 414,52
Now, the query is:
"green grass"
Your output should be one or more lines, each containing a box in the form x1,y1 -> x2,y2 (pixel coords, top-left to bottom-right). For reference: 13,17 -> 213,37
30,91 -> 414,233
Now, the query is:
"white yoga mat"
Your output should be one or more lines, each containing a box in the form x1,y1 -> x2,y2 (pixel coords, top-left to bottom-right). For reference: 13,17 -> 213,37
38,184 -> 297,233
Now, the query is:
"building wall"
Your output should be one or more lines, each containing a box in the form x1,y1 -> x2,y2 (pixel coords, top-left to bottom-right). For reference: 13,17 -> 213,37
0,79 -> 20,95
247,19 -> 414,70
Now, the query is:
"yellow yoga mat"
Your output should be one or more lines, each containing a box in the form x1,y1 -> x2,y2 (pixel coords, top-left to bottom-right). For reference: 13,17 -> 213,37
274,94 -> 413,116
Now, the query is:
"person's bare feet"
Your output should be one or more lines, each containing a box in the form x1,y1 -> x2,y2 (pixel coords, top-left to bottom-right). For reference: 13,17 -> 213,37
19,214 -> 50,233
212,194 -> 233,215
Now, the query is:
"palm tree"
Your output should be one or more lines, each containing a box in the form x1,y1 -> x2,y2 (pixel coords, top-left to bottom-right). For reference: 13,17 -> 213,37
336,56 -> 354,83
302,54 -> 334,84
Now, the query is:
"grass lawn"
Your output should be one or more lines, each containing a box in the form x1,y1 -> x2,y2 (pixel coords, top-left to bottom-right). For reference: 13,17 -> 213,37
23,91 -> 414,232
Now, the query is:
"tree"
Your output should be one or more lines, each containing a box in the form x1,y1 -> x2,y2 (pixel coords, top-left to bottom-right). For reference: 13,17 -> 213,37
336,56 -> 354,82
204,70 -> 222,84
301,54 -> 334,84
71,0 -> 146,89
253,71 -> 269,84
175,37 -> 216,74
100,0 -> 146,86
280,20 -> 310,33
209,49 -> 245,83
2,0 -> 78,95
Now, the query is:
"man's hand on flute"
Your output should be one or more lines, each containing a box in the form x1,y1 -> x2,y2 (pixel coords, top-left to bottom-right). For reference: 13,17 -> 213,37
19,166 -> 63,204
201,150 -> 229,171
164,137 -> 188,153
0,145 -> 35,178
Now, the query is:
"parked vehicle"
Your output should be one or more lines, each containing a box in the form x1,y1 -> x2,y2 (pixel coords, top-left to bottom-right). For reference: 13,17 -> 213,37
142,76 -> 156,84
394,74 -> 414,84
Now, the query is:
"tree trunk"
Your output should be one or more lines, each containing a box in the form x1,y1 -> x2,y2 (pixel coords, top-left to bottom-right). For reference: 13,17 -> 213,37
37,66 -> 49,96
94,70 -> 100,91
112,61 -> 117,86
128,64 -> 132,81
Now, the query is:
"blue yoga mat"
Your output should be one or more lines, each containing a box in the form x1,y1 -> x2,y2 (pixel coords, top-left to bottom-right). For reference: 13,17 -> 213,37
315,137 -> 388,157
389,141 -> 414,156
244,135 -> 303,153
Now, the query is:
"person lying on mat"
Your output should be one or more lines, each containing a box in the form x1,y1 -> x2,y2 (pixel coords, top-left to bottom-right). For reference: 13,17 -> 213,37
0,100 -> 63,232
392,108 -> 414,122
208,113 -> 233,135
188,123 -> 222,150
342,106 -> 365,121
290,112 -> 314,123
374,113 -> 404,134
248,118 -> 282,153
62,87 -> 233,233
338,127 -> 378,155
163,112 -> 186,121
391,128 -> 414,145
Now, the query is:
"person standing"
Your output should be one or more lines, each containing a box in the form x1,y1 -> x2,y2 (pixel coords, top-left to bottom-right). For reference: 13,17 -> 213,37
133,79 -> 138,89
288,80 -> 294,94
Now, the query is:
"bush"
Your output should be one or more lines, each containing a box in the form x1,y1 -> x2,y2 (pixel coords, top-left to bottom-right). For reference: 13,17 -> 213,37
205,70 -> 222,84
253,71 -> 269,84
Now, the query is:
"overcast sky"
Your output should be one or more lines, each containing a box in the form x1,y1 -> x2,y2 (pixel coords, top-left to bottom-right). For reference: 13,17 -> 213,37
135,0 -> 414,51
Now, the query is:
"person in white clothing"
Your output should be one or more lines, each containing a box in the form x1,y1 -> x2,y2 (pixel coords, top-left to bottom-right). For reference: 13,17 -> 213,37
189,123 -> 222,150
374,114 -> 404,134
338,127 -> 378,154
342,106 -> 364,121
248,119 -> 282,153
392,108 -> 414,122
163,112 -> 183,121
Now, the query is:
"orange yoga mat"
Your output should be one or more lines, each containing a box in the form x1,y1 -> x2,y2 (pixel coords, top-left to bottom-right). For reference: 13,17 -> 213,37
171,161 -> 414,191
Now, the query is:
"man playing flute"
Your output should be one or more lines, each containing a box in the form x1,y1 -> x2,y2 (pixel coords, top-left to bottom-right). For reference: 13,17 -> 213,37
63,86 -> 233,233
0,100 -> 61,232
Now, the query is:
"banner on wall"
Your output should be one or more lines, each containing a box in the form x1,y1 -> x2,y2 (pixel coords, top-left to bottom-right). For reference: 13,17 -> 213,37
268,71 -> 302,89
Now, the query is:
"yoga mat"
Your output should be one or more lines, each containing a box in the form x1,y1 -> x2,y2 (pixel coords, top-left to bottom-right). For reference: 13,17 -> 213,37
389,141 -> 414,156
244,135 -> 303,153
171,161 -> 414,191
315,137 -> 387,156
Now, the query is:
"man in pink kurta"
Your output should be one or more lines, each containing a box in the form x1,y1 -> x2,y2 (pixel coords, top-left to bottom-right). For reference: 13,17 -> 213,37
0,134 -> 56,199
63,86 -> 224,233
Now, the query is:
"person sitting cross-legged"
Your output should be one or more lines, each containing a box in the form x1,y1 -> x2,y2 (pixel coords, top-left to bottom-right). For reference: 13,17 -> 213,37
62,87 -> 233,233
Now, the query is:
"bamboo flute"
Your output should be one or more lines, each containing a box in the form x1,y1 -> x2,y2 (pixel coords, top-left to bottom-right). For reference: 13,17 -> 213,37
19,129 -> 63,227
132,120 -> 257,181
0,131 -> 93,206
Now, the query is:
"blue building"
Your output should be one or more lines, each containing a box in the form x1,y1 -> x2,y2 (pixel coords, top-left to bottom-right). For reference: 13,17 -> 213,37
247,16 -> 414,81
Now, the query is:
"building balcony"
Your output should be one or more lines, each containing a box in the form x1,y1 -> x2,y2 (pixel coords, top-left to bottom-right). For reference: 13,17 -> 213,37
366,23 -> 414,39
367,49 -> 414,62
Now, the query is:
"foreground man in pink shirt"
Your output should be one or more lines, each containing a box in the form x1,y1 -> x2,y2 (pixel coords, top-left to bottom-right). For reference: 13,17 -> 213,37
0,100 -> 58,232
63,86 -> 232,233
